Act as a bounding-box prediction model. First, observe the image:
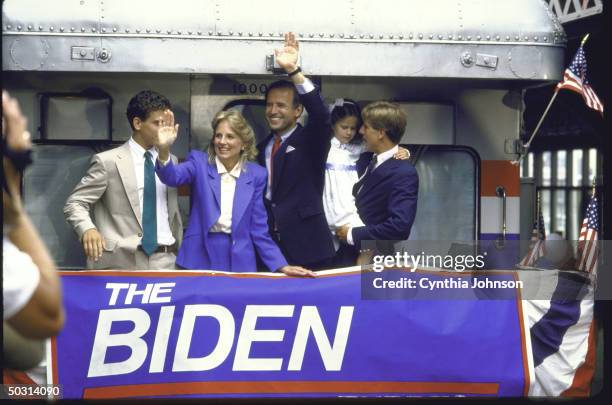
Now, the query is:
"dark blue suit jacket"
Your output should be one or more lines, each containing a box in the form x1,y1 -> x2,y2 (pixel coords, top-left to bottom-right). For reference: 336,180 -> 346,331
156,151 -> 288,272
352,151 -> 419,250
257,86 -> 335,266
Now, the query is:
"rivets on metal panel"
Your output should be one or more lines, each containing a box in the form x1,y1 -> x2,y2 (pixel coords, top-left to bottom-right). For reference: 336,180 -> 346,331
248,32 -> 253,36
136,28 -> 140,33
476,35 -> 481,40
17,25 -> 22,30
467,35 -> 471,40
515,35 -> 519,40
298,32 -> 303,37
309,33 -> 314,38
197,31 -> 202,35
379,34 -> 383,39
217,31 -> 223,36
350,34 -> 355,39
389,34 -> 394,39
330,33 -> 335,38
534,36 -> 538,41
146,28 -> 150,33
102,27 -> 106,33
543,36 -> 548,42
27,25 -> 34,31
320,32 -> 324,37
409,34 -> 413,39
369,34 -> 374,39
126,28 -> 130,33
228,31 -> 233,35
399,34 -> 403,39
60,26 -> 65,32
418,33 -> 423,39
269,32 -> 273,36
6,24 -> 11,30
92,27 -> 97,32
506,35 -> 510,41
258,32 -> 263,36
339,33 -> 344,38
177,30 -> 182,34
438,34 -> 443,40
40,26 -> 44,31
156,29 -> 161,33
429,34 -> 434,39
524,36 -> 528,41
448,35 -> 453,40
457,35 -> 462,40
71,27 -> 75,32
485,35 -> 490,40
495,35 -> 500,41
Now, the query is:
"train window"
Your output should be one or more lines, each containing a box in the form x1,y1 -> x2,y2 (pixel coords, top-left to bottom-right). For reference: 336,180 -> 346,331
398,145 -> 479,244
40,94 -> 112,141
572,149 -> 583,186
224,100 -> 268,144
523,147 -> 601,241
588,148 -> 597,184
22,144 -> 120,269
541,152 -> 552,186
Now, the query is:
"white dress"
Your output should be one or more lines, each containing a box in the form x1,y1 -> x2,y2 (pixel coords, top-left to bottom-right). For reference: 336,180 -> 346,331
323,137 -> 366,251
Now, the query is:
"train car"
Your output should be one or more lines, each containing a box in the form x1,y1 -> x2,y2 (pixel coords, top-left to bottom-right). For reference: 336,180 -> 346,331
2,0 -> 602,399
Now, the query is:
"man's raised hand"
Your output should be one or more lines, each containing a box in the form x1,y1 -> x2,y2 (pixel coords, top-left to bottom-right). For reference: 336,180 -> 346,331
274,32 -> 299,73
156,109 -> 179,161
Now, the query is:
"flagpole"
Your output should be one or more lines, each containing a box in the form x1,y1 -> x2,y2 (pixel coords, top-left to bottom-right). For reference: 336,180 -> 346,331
512,33 -> 592,166
591,177 -> 596,198
511,91 -> 559,166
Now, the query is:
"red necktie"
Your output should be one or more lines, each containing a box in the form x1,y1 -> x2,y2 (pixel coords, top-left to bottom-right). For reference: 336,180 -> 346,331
270,135 -> 282,185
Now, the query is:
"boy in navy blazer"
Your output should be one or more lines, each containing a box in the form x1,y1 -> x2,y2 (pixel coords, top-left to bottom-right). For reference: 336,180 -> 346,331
336,102 -> 419,255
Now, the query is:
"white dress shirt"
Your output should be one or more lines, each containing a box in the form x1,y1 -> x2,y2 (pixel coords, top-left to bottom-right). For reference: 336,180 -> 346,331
347,144 -> 399,246
128,138 -> 175,246
210,157 -> 242,234
264,78 -> 316,201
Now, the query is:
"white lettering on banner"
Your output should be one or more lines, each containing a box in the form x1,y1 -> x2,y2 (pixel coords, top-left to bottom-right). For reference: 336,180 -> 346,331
105,283 -> 129,306
87,308 -> 151,377
87,304 -> 355,377
150,283 -> 176,303
105,283 -> 176,306
288,306 -> 354,371
149,306 -> 175,373
233,305 -> 294,371
172,305 -> 235,372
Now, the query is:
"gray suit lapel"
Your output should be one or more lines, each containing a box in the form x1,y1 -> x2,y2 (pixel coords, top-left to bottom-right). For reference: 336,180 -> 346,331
115,143 -> 143,230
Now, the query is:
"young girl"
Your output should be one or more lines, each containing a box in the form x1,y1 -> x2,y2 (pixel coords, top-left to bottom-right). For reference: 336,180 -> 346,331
323,99 -> 409,267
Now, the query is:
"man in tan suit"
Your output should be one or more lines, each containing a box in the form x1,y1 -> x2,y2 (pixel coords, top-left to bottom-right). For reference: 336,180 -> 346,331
64,90 -> 183,270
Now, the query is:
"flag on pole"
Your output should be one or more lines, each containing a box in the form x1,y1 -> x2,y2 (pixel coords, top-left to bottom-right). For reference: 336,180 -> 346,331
576,195 -> 599,273
556,43 -> 604,114
519,196 -> 546,267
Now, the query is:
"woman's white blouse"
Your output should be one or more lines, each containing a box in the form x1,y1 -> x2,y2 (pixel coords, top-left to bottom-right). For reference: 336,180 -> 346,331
323,137 -> 365,250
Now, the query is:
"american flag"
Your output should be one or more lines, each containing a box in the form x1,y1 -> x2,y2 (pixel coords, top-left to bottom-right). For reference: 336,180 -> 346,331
519,198 -> 546,267
556,44 -> 604,114
576,195 -> 599,273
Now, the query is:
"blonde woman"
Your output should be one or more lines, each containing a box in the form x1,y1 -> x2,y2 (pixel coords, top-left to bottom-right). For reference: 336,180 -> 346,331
156,109 -> 313,276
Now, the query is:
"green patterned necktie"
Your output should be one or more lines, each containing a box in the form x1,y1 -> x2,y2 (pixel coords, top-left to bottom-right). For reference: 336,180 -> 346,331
142,151 -> 158,256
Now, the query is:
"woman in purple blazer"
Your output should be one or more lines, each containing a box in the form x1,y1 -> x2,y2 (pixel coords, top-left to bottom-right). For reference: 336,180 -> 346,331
154,109 -> 314,276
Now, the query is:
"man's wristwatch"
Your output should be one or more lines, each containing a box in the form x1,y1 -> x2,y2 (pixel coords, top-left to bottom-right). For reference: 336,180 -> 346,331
287,66 -> 302,77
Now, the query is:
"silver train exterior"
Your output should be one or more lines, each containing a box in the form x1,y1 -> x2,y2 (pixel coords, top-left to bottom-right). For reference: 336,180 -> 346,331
2,0 -> 566,268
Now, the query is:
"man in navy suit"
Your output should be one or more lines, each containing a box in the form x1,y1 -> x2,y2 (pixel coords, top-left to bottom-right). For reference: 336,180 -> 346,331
257,32 -> 335,269
336,101 -> 419,255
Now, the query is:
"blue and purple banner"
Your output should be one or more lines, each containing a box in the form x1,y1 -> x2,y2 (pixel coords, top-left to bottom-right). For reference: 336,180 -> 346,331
50,269 -> 529,399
